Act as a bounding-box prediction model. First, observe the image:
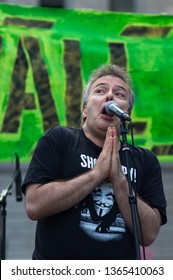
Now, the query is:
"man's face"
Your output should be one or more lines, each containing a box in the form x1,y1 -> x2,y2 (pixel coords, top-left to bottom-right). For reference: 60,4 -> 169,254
83,75 -> 130,139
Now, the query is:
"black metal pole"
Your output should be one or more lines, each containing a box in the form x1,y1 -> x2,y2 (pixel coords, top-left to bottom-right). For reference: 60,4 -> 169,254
0,189 -> 8,260
120,120 -> 141,260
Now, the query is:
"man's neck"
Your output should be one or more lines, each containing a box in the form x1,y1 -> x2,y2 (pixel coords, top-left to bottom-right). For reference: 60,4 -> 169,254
82,125 -> 105,148
82,123 -> 121,150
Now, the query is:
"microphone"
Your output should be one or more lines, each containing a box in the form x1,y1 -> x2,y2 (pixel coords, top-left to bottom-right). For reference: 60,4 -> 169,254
14,153 -> 23,202
105,101 -> 131,121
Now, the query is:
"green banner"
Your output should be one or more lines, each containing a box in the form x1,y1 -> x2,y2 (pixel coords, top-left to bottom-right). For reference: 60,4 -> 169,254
0,3 -> 173,162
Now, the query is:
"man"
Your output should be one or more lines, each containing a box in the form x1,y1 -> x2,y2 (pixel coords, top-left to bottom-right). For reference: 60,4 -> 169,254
22,64 -> 167,259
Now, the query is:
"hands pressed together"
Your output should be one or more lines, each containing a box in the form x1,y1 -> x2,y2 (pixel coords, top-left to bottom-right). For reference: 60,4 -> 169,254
94,127 -> 125,187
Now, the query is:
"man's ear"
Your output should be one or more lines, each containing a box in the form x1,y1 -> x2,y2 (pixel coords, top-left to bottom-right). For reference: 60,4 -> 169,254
82,105 -> 87,121
83,105 -> 87,116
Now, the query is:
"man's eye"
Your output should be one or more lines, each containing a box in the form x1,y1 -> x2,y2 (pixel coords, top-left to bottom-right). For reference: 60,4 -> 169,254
115,92 -> 125,97
96,89 -> 105,94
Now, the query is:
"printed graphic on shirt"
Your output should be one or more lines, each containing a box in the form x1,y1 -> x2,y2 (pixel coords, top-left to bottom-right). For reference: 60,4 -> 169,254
121,165 -> 137,183
80,154 -> 137,183
80,154 -> 97,169
77,180 -> 126,242
78,154 -> 137,242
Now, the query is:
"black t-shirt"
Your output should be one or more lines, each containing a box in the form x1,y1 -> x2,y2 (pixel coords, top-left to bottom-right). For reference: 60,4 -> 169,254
22,126 -> 167,260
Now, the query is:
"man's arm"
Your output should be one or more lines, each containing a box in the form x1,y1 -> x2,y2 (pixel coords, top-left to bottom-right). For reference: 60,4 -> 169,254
112,174 -> 161,246
25,128 -> 114,220
25,170 -> 101,220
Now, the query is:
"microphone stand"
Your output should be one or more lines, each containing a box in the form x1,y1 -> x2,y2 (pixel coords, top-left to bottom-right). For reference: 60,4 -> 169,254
0,153 -> 22,259
120,119 -> 141,260
0,183 -> 13,260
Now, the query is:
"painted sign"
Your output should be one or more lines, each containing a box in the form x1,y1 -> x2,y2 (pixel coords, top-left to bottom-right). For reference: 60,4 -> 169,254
0,4 -> 173,162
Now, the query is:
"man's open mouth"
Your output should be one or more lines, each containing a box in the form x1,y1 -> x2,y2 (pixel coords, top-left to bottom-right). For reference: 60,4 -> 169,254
101,107 -> 113,116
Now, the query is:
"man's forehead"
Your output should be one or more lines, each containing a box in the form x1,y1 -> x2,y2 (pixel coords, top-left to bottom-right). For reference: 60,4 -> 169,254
91,75 -> 129,90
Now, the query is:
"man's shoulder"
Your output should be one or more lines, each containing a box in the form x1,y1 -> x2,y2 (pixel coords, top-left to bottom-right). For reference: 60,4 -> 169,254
45,126 -> 82,140
127,144 -> 160,167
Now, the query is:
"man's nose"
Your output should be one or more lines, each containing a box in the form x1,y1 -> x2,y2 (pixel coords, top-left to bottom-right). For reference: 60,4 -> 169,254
106,90 -> 114,101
